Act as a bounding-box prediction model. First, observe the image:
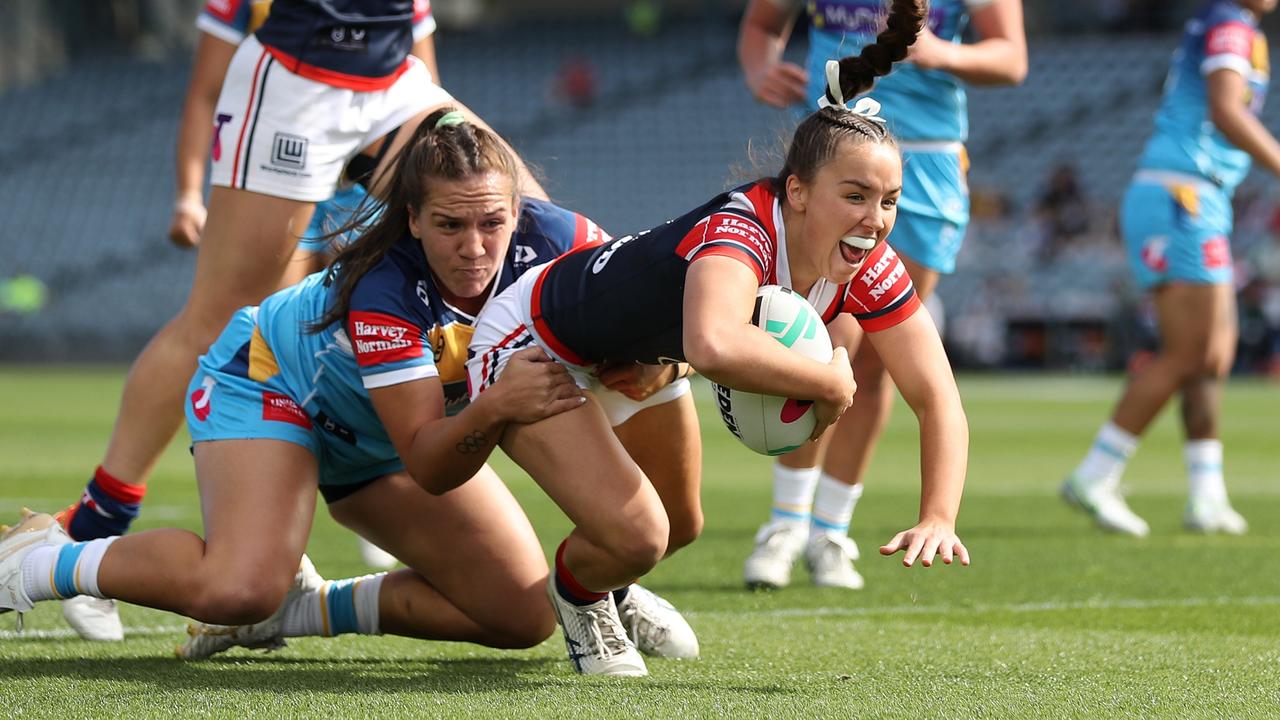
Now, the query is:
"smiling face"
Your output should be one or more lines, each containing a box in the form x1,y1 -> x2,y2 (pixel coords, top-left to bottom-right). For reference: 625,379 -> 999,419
407,171 -> 518,314
786,140 -> 902,286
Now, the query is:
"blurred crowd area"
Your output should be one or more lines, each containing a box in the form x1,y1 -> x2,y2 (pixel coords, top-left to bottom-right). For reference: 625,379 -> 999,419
2,0 -> 1280,374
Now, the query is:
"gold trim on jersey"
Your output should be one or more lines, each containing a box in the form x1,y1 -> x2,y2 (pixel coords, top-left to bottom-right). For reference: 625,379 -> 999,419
248,325 -> 281,382
426,321 -> 476,386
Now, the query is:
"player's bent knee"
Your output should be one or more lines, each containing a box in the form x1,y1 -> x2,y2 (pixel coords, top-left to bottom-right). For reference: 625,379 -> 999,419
185,581 -> 288,625
665,509 -> 704,555
602,519 -> 669,576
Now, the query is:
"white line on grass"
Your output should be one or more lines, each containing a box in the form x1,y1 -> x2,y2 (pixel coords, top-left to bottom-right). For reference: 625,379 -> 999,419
688,595 -> 1280,619
0,624 -> 185,640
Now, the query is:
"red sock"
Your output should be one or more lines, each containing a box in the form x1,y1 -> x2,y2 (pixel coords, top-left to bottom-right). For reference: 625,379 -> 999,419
554,540 -> 607,606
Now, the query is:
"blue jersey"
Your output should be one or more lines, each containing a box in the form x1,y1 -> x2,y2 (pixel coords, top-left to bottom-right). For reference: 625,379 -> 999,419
801,0 -> 988,141
237,199 -> 599,462
1138,1 -> 1269,191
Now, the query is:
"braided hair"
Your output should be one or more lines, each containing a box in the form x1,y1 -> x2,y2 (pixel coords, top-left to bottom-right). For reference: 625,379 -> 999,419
776,0 -> 925,188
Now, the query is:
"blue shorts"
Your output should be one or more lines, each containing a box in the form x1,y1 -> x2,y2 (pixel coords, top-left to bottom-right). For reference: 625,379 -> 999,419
298,184 -> 371,254
185,307 -> 405,489
890,147 -> 969,274
1120,175 -> 1234,290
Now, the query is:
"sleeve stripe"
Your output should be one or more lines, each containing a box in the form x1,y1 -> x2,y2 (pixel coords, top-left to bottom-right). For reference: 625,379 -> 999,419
196,16 -> 246,44
852,286 -> 916,321
1201,54 -> 1253,77
362,365 -> 439,390
690,246 -> 766,284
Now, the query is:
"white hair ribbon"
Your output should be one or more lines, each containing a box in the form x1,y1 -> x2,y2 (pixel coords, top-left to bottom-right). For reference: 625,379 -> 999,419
815,60 -> 887,126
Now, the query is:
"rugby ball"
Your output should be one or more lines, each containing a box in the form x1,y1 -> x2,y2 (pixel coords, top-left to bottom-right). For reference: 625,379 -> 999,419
711,286 -> 834,455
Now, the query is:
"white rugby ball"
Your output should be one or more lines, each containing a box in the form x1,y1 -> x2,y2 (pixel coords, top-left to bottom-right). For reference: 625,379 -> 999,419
711,286 -> 834,456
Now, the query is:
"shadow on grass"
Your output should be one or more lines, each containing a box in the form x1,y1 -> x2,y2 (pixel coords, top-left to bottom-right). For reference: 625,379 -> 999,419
0,655 -> 800,698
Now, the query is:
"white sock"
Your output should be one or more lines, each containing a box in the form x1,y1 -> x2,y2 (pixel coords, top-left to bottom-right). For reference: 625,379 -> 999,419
1185,439 -> 1227,503
1074,421 -> 1138,491
21,537 -> 117,602
769,463 -> 820,529
810,474 -> 862,540
282,573 -> 385,637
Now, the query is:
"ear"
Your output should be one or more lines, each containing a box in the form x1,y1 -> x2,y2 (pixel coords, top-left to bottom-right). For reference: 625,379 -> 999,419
407,204 -> 422,239
785,174 -> 808,213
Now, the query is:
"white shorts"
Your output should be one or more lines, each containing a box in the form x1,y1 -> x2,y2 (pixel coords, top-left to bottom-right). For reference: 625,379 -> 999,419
209,35 -> 449,202
467,268 -> 691,427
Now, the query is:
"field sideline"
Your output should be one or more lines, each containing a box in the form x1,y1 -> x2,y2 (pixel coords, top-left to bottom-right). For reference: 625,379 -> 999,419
0,368 -> 1277,718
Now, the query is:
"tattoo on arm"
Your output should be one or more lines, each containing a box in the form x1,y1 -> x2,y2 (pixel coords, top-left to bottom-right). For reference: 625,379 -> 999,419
455,430 -> 488,454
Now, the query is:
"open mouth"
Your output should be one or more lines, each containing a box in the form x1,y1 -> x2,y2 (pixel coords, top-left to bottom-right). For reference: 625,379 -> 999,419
839,236 -> 873,266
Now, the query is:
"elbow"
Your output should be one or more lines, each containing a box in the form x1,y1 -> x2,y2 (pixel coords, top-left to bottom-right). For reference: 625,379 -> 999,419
1006,61 -> 1029,86
683,331 -> 730,379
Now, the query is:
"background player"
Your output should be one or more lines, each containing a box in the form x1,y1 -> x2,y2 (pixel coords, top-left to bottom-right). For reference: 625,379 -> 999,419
466,0 -> 968,677
738,0 -> 1026,590
1061,0 -> 1277,536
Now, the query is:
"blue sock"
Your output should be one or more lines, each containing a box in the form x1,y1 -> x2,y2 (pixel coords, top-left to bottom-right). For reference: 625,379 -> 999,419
66,466 -> 145,541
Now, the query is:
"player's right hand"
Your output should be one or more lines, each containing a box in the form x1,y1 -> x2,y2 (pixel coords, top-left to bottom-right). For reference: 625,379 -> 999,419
810,346 -> 855,439
168,198 -> 208,248
494,347 -> 587,424
747,61 -> 809,108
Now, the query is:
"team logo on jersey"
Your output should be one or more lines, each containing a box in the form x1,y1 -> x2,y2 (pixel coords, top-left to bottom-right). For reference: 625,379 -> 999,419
261,392 -> 312,429
271,133 -> 308,170
190,375 -> 216,422
211,113 -> 233,162
323,26 -> 369,52
514,245 -> 539,264
1141,236 -> 1169,273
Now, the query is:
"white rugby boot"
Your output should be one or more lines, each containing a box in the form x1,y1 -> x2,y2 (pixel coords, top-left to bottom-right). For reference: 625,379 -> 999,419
1184,496 -> 1248,535
61,596 -> 124,641
743,521 -> 807,590
1060,474 -> 1150,538
0,510 -> 72,621
358,538 -> 397,569
546,579 -> 647,677
616,584 -> 698,659
804,534 -> 865,590
176,554 -> 326,660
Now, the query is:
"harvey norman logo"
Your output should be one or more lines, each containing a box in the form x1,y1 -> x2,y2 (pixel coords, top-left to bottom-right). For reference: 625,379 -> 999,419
353,320 -> 413,353
348,311 -> 424,367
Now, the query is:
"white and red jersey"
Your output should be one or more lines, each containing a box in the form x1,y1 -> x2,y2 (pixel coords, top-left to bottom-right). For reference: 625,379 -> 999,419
199,0 -> 436,91
531,180 -> 920,366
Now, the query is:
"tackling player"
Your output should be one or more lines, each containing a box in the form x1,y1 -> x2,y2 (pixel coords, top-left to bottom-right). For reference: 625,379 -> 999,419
0,112 -> 690,666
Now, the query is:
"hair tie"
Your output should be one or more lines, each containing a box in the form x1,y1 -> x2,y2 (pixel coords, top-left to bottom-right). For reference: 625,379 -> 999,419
816,60 -> 888,126
434,110 -> 466,129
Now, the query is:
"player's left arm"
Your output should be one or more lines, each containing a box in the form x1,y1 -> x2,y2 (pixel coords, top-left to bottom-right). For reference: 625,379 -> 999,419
866,309 -> 971,568
909,0 -> 1027,86
1207,69 -> 1280,178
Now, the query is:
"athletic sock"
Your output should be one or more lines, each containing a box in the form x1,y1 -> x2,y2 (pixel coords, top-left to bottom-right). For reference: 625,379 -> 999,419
770,463 -> 820,530
810,473 -> 862,541
21,537 -> 118,602
1073,421 -> 1138,492
281,573 -> 386,637
611,585 -> 631,607
1185,439 -> 1227,503
64,466 -> 146,541
554,540 -> 607,606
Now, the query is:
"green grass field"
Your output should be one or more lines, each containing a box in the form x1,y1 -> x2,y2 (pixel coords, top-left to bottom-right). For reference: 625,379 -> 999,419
0,368 -> 1277,718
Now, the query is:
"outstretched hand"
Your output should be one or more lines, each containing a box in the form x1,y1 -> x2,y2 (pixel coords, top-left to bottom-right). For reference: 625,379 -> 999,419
879,520 -> 970,568
493,347 -> 586,423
